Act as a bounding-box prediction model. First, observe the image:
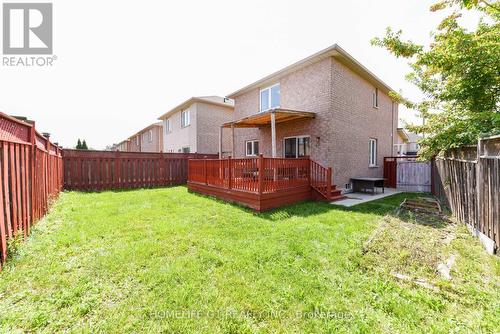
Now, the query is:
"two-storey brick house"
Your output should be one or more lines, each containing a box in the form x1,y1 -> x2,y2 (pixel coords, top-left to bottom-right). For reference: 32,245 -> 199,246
158,96 -> 234,154
223,44 -> 398,191
116,122 -> 163,153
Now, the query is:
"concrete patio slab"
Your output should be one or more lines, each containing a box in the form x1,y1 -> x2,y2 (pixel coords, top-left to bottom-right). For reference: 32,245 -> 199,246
332,188 -> 401,207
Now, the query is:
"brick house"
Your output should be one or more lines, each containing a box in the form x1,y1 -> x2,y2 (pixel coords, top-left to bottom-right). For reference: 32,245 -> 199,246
223,44 -> 398,191
158,96 -> 234,154
116,122 -> 163,152
116,139 -> 130,152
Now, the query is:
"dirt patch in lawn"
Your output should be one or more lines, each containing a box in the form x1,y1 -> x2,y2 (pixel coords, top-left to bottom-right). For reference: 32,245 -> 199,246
359,199 -> 498,295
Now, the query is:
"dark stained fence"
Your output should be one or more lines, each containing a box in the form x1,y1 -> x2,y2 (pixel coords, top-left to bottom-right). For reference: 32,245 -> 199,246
383,157 -> 397,188
432,136 -> 499,253
0,113 -> 62,268
384,156 -> 431,191
62,150 -> 218,191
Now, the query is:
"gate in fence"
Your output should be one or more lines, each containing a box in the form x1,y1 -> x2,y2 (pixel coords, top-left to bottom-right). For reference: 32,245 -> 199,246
384,156 -> 431,192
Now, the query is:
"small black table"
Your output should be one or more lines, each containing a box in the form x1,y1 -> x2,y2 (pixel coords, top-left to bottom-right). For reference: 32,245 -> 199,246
350,177 -> 385,195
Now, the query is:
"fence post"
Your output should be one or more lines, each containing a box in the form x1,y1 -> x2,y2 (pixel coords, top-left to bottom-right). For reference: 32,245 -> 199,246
29,125 -> 36,225
258,154 -> 264,195
115,151 -> 121,189
228,156 -> 232,190
476,138 -> 482,232
327,167 -> 332,196
203,159 -> 207,185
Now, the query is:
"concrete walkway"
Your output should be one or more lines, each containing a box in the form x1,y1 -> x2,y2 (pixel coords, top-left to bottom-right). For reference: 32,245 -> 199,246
332,188 -> 401,207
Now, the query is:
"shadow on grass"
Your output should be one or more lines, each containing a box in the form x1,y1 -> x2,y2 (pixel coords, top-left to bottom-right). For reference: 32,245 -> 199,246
188,189 -> 427,221
63,184 -> 186,195
257,192 -> 449,230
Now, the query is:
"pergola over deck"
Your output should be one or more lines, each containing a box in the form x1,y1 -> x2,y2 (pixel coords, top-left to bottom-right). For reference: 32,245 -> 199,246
219,109 -> 316,158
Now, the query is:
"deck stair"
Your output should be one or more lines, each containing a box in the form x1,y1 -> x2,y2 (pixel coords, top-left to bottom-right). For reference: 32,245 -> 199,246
310,160 -> 345,202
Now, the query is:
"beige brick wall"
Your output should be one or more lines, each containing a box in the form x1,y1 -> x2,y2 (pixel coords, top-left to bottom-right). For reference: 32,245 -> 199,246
231,56 -> 398,190
163,102 -> 233,154
329,58 -> 397,188
163,104 -> 197,153
139,126 -> 163,152
129,135 -> 141,152
196,103 -> 233,154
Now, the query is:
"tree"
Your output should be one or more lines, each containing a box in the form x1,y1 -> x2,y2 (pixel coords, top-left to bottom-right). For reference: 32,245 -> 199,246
76,139 -> 82,149
81,140 -> 88,150
372,0 -> 500,159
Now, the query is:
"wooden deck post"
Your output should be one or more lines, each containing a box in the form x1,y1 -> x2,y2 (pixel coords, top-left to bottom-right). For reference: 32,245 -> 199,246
228,156 -> 232,190
231,124 -> 235,158
219,126 -> 223,159
258,154 -> 264,195
270,111 -> 277,158
327,167 -> 332,196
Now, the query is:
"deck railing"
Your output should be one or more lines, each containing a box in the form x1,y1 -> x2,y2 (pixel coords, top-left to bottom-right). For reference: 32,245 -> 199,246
310,159 -> 332,198
188,155 -> 330,196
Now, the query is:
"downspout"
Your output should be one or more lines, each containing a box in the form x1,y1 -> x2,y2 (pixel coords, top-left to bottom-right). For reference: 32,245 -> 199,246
391,101 -> 395,157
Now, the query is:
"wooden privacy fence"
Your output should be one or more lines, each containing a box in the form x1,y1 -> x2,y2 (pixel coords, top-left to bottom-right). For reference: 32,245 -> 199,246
0,113 -> 62,267
62,150 -> 218,191
383,156 -> 431,192
432,135 -> 499,253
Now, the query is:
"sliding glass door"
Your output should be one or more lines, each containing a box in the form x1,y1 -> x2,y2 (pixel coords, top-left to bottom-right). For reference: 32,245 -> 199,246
284,136 -> 310,158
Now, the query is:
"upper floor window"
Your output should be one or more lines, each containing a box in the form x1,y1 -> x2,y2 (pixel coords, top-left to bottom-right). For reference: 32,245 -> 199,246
142,130 -> 153,143
373,88 -> 379,108
245,140 -> 259,156
260,83 -> 280,112
369,138 -> 377,167
136,136 -> 140,145
181,110 -> 190,127
165,119 -> 172,133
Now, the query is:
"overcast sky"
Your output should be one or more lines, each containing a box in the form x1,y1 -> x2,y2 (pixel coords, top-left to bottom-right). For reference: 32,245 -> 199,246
0,0 -> 480,149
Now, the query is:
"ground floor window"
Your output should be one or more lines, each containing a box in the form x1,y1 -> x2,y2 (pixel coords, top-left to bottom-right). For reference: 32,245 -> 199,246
246,140 -> 259,156
284,136 -> 310,158
369,138 -> 377,166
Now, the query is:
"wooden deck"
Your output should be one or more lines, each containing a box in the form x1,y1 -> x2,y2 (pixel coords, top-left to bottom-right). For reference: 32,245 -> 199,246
187,155 -> 344,211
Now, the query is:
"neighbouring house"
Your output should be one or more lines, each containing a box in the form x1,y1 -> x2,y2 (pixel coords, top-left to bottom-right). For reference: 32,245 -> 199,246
222,44 -> 398,191
115,122 -> 163,153
394,128 -> 421,156
116,139 -> 130,152
158,96 -> 234,154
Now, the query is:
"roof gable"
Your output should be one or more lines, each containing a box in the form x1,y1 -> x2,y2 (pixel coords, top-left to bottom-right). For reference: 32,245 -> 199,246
227,44 -> 395,98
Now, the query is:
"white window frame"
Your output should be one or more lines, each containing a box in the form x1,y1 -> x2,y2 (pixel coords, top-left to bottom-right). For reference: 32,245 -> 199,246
245,140 -> 259,157
373,88 -> 379,109
283,135 -> 311,158
259,83 -> 280,112
165,119 -> 172,133
136,136 -> 140,146
148,129 -> 153,143
181,110 -> 190,128
369,138 -> 378,167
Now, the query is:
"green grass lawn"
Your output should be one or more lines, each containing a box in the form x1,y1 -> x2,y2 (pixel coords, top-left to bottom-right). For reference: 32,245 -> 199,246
0,187 -> 498,333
